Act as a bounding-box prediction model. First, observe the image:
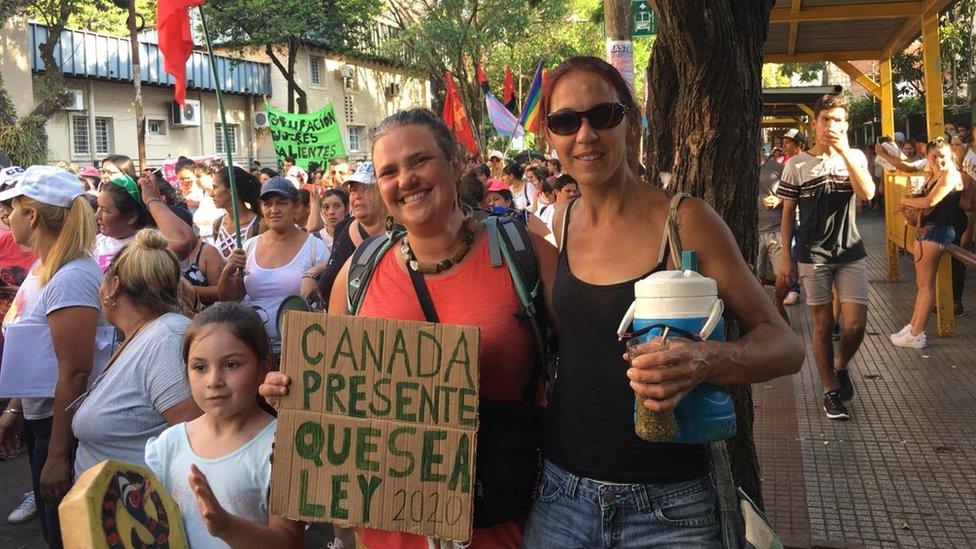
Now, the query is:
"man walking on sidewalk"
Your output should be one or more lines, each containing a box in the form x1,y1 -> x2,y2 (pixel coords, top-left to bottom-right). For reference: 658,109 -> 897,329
776,94 -> 875,420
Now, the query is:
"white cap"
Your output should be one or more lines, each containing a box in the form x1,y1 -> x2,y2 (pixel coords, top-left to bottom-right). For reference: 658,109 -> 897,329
488,150 -> 505,160
344,161 -> 375,185
635,270 -> 717,299
0,165 -> 85,207
287,165 -> 308,180
0,166 -> 25,191
894,131 -> 906,143
783,129 -> 801,141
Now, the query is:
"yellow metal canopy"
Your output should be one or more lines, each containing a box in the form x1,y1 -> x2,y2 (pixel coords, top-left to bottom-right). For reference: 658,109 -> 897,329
763,0 -> 955,62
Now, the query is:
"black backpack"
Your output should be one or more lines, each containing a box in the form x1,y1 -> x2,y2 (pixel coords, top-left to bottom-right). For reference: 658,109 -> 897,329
346,214 -> 550,382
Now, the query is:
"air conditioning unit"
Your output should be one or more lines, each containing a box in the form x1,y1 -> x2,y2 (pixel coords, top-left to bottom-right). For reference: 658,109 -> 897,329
64,90 -> 84,111
385,83 -> 401,98
253,110 -> 269,129
170,99 -> 201,126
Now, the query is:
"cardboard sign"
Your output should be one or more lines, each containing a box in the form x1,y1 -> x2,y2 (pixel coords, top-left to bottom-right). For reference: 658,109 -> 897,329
59,460 -> 188,549
270,312 -> 480,542
267,104 -> 347,170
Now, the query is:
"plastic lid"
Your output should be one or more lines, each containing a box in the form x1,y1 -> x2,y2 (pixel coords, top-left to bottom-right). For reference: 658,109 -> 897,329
634,269 -> 717,299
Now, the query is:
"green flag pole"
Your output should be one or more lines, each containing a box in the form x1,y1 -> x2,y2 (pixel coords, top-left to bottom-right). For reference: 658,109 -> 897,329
197,5 -> 242,250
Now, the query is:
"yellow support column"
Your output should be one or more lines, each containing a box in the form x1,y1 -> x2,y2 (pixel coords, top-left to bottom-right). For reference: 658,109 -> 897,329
936,254 -> 954,337
880,59 -> 899,280
921,12 -> 945,140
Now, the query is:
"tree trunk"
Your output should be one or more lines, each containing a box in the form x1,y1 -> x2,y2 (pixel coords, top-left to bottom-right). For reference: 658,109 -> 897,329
643,0 -> 774,508
266,43 -> 308,115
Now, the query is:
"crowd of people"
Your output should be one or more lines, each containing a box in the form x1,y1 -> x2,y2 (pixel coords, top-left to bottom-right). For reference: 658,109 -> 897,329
0,53 -> 969,548
757,99 -> 975,420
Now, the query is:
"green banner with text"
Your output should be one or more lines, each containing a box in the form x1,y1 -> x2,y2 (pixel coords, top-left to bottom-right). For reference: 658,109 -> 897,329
267,103 -> 347,169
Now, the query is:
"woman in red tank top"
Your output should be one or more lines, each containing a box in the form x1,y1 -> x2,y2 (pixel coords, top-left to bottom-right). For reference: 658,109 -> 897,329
261,109 -> 558,548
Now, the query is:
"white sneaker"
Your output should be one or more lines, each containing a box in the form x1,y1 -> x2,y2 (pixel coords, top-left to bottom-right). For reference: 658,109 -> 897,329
7,491 -> 36,525
783,291 -> 801,305
891,329 -> 927,349
890,324 -> 912,340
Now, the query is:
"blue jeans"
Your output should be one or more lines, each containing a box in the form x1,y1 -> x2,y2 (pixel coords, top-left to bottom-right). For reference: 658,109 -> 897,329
24,417 -> 63,549
522,460 -> 722,548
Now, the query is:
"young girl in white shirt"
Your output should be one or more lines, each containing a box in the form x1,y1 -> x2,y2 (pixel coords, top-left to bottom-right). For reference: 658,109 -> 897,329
145,303 -> 303,548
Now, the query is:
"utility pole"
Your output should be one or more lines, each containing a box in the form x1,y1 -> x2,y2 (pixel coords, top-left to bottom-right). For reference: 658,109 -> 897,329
604,0 -> 635,88
126,0 -> 147,171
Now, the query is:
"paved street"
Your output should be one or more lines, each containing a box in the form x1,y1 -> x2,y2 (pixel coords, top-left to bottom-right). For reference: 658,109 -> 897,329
0,454 -> 45,549
756,212 -> 976,547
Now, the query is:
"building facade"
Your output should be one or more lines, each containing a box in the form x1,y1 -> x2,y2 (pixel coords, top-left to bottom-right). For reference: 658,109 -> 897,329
0,17 -> 430,169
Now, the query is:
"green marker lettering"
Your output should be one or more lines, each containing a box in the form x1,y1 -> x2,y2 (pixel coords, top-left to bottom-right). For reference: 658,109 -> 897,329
295,421 -> 324,467
330,474 -> 349,520
421,429 -> 447,483
330,326 -> 359,371
444,332 -> 474,388
302,323 -> 325,365
299,469 -> 326,517
388,427 -> 416,478
326,424 -> 351,466
357,474 -> 382,523
302,370 -> 322,411
387,329 -> 412,376
355,426 -> 380,472
448,433 -> 471,493
415,330 -> 442,378
348,375 -> 367,418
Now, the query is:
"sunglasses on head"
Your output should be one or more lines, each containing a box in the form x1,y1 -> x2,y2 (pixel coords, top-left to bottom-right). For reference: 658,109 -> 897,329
546,102 -> 630,136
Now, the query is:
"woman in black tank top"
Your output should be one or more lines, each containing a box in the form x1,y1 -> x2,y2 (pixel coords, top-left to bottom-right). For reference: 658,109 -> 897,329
891,138 -> 967,348
523,57 -> 804,548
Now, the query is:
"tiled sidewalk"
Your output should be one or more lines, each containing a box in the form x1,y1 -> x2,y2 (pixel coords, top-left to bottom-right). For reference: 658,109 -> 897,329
754,213 -> 976,548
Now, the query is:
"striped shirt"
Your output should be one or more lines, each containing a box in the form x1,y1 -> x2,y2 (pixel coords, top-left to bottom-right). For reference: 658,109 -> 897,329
776,150 -> 869,264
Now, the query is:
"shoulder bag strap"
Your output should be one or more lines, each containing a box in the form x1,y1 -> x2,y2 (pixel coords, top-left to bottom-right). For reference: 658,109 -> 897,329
667,193 -> 691,269
407,267 -> 439,323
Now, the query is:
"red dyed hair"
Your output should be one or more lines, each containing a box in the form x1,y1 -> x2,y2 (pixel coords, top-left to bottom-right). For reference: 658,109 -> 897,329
539,56 -> 642,171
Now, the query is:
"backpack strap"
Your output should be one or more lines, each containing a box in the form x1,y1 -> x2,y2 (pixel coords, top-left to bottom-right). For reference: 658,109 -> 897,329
485,216 -> 547,402
346,233 -> 395,314
667,193 -> 691,269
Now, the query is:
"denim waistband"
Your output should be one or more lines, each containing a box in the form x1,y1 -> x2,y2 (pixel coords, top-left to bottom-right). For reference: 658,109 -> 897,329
541,459 -> 713,513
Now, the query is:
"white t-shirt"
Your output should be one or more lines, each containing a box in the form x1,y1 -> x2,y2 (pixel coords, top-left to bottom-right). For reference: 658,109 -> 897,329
72,312 -> 191,476
537,203 -> 556,231
963,148 -> 976,181
193,196 -> 223,238
2,258 -> 106,419
93,233 -> 134,272
512,182 -> 537,211
145,420 -> 277,549
241,234 -> 330,353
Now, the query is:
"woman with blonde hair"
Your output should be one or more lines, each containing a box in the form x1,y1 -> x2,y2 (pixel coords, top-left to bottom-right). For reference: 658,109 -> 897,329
0,166 -> 108,548
71,229 -> 201,475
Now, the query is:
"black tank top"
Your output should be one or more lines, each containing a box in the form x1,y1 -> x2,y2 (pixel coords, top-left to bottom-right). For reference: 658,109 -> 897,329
543,201 -> 708,483
925,186 -> 966,232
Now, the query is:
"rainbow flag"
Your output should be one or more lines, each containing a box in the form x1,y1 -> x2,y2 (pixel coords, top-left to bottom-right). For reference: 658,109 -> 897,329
517,60 -> 545,134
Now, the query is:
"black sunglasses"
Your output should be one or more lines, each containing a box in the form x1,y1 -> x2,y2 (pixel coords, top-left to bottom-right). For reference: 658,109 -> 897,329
546,102 -> 630,136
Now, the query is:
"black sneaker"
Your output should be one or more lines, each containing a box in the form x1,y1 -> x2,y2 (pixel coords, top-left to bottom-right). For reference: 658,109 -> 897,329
835,369 -> 854,401
955,303 -> 965,317
832,322 -> 841,341
823,390 -> 850,420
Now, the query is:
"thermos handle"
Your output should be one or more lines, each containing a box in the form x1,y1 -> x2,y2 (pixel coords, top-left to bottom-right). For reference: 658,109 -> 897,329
616,301 -> 637,341
699,299 -> 724,340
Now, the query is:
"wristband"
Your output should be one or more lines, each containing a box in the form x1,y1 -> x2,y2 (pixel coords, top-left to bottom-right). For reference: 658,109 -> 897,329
302,271 -> 320,281
145,197 -> 163,205
2,409 -> 21,415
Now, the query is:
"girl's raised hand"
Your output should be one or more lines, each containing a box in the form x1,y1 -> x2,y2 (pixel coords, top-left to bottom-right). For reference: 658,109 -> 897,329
189,464 -> 233,539
258,372 -> 291,406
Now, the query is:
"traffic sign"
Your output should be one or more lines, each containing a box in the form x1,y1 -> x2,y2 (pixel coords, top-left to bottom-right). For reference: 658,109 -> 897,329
632,1 -> 657,37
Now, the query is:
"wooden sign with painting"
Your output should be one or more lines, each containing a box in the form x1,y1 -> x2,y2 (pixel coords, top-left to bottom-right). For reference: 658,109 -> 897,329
59,460 -> 188,549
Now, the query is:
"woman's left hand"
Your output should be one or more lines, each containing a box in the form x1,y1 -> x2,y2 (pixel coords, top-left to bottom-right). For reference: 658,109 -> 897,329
189,464 -> 233,539
39,454 -> 73,503
625,339 -> 709,412
138,173 -> 163,205
299,277 -> 320,304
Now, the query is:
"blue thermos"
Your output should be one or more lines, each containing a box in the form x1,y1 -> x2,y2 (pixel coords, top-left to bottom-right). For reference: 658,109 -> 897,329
618,250 -> 737,444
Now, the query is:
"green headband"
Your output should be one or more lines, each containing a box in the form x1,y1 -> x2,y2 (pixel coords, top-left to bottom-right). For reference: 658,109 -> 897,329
110,173 -> 141,205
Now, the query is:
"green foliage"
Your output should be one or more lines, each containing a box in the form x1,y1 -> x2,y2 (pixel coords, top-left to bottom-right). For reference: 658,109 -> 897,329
203,0 -> 381,54
777,62 -> 826,83
847,93 -> 879,129
762,64 -> 790,87
28,0 -> 158,35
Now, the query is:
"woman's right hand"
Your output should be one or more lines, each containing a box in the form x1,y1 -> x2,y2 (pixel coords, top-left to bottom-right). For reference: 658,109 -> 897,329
0,411 -> 22,454
223,248 -> 246,274
258,372 -> 291,407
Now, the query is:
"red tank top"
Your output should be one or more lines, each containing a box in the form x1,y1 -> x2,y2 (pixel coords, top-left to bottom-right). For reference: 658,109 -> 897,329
356,233 -> 534,548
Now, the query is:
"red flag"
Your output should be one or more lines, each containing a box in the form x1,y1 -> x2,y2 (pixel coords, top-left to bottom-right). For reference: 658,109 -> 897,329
476,63 -> 490,94
157,0 -> 205,105
442,72 -> 479,157
503,66 -> 517,113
